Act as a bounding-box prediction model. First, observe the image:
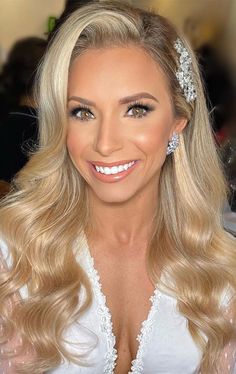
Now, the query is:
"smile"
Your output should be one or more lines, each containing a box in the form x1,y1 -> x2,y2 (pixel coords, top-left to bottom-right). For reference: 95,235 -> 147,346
89,160 -> 139,183
94,161 -> 135,175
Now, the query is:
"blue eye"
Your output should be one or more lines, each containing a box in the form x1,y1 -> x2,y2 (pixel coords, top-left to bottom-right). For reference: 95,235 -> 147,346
127,102 -> 153,118
70,106 -> 95,121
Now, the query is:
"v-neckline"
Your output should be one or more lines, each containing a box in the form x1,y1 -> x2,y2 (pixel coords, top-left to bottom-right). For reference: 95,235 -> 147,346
82,237 -> 162,374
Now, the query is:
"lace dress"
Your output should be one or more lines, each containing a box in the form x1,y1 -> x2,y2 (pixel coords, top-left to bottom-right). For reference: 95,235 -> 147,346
0,238 -> 235,373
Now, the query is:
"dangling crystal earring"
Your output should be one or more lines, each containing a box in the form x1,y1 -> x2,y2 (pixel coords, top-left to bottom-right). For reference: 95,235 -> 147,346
166,132 -> 179,155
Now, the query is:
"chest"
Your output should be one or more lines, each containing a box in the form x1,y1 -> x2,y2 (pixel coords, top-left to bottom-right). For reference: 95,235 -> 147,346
90,250 -> 156,373
76,244 -> 202,374
35,243 -> 203,374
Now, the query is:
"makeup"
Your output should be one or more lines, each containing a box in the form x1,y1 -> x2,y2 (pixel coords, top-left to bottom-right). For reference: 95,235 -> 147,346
89,160 -> 139,183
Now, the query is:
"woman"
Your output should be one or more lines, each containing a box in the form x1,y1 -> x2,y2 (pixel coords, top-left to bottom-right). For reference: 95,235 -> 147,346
0,1 -> 235,373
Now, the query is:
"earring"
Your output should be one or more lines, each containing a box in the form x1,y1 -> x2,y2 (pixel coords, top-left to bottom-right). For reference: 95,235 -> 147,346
166,132 -> 179,155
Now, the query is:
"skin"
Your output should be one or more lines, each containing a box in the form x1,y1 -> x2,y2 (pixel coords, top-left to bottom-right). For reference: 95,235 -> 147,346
67,45 -> 187,249
68,45 -> 188,372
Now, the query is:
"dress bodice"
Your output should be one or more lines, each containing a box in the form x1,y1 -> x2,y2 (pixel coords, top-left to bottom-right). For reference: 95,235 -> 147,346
0,238 -> 235,374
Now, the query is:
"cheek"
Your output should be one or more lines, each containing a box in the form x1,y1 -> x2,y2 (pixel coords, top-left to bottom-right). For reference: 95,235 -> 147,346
133,123 -> 170,156
66,127 -> 87,165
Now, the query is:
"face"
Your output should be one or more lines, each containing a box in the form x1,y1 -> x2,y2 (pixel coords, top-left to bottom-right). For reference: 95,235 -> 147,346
67,46 -> 186,204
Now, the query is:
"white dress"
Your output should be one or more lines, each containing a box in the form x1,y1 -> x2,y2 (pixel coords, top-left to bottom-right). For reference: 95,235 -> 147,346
0,238 -> 235,374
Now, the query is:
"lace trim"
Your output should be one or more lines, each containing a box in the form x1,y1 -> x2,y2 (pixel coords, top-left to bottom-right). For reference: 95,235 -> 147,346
82,239 -> 161,374
129,288 -> 161,374
85,250 -> 118,374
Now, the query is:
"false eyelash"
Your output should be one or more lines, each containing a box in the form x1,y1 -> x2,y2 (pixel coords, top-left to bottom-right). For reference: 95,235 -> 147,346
69,105 -> 93,117
127,101 -> 154,113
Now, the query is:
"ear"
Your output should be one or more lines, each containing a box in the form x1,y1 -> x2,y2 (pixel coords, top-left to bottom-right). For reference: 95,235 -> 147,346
170,117 -> 188,138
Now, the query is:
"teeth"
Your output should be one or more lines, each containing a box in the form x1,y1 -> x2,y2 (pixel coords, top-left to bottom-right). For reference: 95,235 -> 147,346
94,161 -> 135,175
111,166 -> 118,174
104,167 -> 110,175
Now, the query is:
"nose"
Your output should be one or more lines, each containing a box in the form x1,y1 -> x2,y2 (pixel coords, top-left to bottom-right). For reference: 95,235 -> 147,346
94,117 -> 123,156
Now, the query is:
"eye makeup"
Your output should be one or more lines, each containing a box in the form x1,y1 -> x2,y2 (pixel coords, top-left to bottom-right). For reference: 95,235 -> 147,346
68,100 -> 155,121
126,101 -> 155,118
69,105 -> 95,121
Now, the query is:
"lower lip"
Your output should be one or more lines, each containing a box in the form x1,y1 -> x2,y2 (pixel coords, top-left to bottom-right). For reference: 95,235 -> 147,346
89,161 -> 139,183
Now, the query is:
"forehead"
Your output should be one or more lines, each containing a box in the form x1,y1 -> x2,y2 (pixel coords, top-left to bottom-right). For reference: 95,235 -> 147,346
68,45 -> 171,104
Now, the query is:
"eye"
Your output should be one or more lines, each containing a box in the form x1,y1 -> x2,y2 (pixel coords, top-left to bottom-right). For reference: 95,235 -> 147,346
126,102 -> 153,118
69,106 -> 95,121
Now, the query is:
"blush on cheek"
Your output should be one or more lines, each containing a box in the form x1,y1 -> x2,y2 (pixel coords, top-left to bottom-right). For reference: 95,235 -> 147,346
135,127 -> 169,154
66,131 -> 78,156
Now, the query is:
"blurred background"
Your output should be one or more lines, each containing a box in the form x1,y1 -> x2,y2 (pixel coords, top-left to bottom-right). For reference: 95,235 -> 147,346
0,0 -> 236,218
0,0 -> 235,74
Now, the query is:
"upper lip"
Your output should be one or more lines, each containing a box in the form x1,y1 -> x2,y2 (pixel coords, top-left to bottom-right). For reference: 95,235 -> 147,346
90,160 -> 137,167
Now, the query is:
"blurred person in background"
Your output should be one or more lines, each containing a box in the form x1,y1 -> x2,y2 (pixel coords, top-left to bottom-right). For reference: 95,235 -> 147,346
184,16 -> 236,215
0,37 -> 47,183
184,16 -> 236,144
221,104 -> 236,213
0,1 -> 94,188
196,43 -> 236,213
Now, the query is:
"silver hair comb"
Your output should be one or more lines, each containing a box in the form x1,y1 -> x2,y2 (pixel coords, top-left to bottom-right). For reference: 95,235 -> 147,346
174,38 -> 197,103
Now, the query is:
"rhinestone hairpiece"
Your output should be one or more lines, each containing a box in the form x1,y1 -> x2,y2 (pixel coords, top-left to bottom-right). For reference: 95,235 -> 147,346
174,38 -> 197,103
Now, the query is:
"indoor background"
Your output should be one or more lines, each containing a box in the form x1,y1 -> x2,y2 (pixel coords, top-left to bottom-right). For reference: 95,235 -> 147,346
0,0 -> 235,79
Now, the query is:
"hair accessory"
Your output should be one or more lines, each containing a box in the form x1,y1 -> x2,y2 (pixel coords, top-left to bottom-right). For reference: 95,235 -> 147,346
174,38 -> 197,103
167,132 -> 179,155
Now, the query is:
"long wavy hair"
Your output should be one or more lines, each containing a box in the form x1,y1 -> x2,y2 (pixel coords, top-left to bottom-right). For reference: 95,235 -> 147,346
0,1 -> 235,373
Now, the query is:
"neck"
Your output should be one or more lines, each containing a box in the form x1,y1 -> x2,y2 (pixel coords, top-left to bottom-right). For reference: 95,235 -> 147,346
87,182 -> 158,249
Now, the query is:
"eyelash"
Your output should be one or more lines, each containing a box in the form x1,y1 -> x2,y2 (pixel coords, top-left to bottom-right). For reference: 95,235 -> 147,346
69,101 -> 154,121
127,101 -> 154,118
70,105 -> 93,121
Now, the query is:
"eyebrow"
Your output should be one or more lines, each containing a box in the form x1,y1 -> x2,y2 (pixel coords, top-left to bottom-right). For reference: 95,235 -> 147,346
68,92 -> 158,106
119,92 -> 158,104
68,96 -> 96,106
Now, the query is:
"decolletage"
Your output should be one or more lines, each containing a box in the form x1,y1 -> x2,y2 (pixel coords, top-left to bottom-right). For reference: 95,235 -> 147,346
51,237 -> 203,373
0,237 -> 205,373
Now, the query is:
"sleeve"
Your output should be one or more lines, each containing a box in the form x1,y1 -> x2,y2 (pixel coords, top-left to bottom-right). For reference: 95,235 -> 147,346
0,244 -> 34,373
216,292 -> 236,373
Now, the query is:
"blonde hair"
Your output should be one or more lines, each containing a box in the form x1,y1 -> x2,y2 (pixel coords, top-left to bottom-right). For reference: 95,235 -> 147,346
0,1 -> 235,372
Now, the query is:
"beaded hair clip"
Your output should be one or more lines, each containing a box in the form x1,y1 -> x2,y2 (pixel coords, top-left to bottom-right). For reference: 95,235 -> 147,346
174,38 -> 197,103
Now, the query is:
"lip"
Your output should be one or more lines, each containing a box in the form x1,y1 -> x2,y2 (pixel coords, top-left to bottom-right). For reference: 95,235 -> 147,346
88,160 -> 139,183
90,160 -> 137,167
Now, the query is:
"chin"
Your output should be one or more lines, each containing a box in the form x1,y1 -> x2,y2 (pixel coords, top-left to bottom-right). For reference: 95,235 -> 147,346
88,187 -> 137,205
